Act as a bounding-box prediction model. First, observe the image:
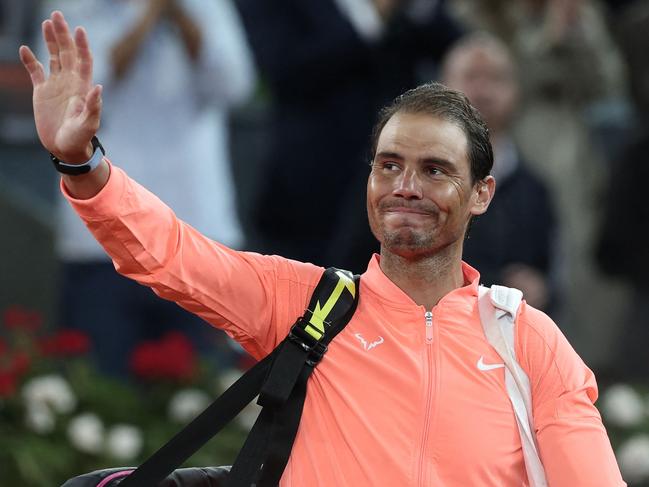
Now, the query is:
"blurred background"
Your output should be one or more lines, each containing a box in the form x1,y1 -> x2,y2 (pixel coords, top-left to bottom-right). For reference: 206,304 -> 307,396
1,0 -> 649,485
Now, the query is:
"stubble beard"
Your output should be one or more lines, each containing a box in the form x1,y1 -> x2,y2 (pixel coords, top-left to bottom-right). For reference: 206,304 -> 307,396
383,228 -> 434,255
370,215 -> 444,259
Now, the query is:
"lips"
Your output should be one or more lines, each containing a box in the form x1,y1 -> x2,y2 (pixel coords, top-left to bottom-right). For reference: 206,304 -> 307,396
380,202 -> 436,216
384,207 -> 431,215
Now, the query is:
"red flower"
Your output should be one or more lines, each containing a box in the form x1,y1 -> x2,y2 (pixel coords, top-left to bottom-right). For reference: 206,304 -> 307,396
129,332 -> 197,382
0,351 -> 31,397
39,329 -> 90,356
2,306 -> 43,331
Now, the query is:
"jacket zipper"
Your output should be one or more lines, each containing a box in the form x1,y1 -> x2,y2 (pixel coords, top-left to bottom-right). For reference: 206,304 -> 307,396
424,311 -> 433,344
418,310 -> 434,485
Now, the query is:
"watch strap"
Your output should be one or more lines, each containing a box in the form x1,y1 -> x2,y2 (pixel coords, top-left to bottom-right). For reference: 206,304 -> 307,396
50,136 -> 105,175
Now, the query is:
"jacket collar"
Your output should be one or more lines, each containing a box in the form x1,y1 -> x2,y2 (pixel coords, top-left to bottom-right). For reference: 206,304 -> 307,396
361,254 -> 480,310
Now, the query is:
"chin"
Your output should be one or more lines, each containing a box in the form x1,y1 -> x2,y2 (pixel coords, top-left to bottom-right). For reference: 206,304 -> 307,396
383,230 -> 434,254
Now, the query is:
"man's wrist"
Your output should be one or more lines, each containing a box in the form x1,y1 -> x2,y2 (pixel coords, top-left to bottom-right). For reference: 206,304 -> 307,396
50,141 -> 94,164
61,158 -> 111,200
50,136 -> 105,176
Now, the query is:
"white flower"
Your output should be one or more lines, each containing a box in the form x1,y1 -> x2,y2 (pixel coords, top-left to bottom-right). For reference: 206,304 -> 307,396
22,374 -> 76,414
601,383 -> 645,427
617,434 -> 649,482
67,412 -> 104,454
106,424 -> 143,461
168,388 -> 211,423
25,402 -> 56,434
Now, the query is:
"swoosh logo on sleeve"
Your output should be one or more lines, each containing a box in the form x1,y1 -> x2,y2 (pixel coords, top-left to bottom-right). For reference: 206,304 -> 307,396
477,356 -> 505,371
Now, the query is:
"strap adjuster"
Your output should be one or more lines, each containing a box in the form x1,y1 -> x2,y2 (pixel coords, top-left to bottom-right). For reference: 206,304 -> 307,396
288,319 -> 329,366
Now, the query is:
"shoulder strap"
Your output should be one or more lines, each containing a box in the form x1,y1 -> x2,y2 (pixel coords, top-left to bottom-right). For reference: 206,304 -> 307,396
121,267 -> 360,487
230,267 -> 359,487
478,285 -> 548,487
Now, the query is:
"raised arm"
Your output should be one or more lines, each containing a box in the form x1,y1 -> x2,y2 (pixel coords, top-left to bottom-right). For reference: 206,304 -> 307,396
19,11 -> 325,359
19,10 -> 108,199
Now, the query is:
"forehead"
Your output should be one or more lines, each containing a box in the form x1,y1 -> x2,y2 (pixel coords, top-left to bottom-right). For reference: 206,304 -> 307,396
376,112 -> 470,169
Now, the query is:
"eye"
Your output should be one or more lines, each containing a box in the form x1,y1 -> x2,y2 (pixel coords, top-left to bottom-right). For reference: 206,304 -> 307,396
372,161 -> 402,174
383,162 -> 401,172
424,165 -> 443,177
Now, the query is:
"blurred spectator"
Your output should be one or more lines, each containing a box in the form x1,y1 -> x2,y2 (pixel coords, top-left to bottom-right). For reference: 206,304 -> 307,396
606,0 -> 649,116
442,33 -> 558,312
236,0 -> 463,273
448,0 -> 630,367
596,2 -> 649,382
0,0 -> 39,60
37,0 -> 256,377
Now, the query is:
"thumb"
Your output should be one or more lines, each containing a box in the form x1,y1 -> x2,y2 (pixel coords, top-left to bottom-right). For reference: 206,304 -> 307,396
81,84 -> 103,133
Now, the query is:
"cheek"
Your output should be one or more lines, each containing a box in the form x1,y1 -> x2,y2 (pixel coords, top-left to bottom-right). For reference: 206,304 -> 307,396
431,183 -> 465,212
366,176 -> 384,210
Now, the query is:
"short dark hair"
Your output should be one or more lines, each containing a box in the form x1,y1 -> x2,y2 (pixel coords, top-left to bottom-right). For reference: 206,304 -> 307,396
370,82 -> 493,183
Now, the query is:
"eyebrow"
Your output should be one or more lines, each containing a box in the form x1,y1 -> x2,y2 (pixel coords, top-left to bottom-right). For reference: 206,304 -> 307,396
374,151 -> 457,170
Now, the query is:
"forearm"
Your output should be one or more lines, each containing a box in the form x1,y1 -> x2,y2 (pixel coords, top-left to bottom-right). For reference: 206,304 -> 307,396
111,1 -> 165,79
168,0 -> 202,61
62,159 -> 110,200
538,418 -> 626,486
61,163 -> 322,358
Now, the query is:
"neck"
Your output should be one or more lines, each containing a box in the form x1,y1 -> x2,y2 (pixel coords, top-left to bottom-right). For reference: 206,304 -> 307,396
379,244 -> 466,310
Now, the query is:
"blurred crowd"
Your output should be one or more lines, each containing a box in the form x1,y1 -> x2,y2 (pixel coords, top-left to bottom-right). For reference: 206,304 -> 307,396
0,0 -> 647,384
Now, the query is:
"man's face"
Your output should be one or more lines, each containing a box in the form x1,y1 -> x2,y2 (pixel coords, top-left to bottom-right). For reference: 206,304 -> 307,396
443,43 -> 517,134
367,112 -> 491,259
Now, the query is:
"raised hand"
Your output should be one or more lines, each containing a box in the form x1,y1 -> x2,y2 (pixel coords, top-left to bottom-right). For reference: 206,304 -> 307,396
19,11 -> 102,163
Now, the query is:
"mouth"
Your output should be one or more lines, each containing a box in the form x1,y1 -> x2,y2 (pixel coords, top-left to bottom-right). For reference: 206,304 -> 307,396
384,207 -> 430,215
381,205 -> 435,217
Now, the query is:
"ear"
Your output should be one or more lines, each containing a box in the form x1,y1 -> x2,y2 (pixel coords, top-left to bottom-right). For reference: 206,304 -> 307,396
470,175 -> 496,216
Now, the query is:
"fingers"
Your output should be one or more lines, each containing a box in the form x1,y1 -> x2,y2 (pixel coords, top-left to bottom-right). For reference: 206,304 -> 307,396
19,45 -> 45,86
50,11 -> 76,71
23,11 -> 93,87
75,27 -> 93,82
43,19 -> 61,74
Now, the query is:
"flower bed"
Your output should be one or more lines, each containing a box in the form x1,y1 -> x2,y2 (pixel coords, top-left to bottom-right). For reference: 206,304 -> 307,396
0,306 -> 249,486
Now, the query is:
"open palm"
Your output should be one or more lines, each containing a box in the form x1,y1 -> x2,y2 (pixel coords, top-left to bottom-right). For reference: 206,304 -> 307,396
19,11 -> 102,163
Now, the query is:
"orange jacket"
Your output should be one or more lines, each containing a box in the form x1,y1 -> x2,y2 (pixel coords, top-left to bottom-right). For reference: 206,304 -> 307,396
64,162 -> 625,486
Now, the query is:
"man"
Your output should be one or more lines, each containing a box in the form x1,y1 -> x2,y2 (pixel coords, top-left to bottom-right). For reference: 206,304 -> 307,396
19,11 -> 625,485
441,33 -> 557,312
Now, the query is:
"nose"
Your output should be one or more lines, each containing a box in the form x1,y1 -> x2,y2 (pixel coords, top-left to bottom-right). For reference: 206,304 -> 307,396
392,167 -> 423,200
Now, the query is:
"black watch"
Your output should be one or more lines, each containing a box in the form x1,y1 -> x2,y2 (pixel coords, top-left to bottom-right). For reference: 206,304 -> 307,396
50,136 -> 106,175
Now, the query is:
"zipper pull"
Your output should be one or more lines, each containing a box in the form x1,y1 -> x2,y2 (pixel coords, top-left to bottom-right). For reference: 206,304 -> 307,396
424,311 -> 433,344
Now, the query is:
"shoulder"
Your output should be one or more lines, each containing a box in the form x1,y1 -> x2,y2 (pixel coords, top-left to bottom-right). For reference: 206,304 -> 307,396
514,301 -> 596,401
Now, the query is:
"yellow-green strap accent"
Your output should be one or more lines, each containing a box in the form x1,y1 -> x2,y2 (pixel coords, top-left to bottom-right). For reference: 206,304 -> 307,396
303,269 -> 357,340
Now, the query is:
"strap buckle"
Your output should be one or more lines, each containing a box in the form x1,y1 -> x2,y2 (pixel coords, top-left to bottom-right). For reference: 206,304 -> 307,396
288,318 -> 329,366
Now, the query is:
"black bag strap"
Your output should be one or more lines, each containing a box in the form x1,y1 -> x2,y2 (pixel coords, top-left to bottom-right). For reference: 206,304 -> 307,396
119,267 -> 360,487
228,268 -> 359,487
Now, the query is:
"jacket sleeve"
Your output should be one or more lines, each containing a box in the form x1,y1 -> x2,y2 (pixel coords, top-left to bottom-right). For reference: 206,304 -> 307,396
62,162 -> 323,360
515,303 -> 626,486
